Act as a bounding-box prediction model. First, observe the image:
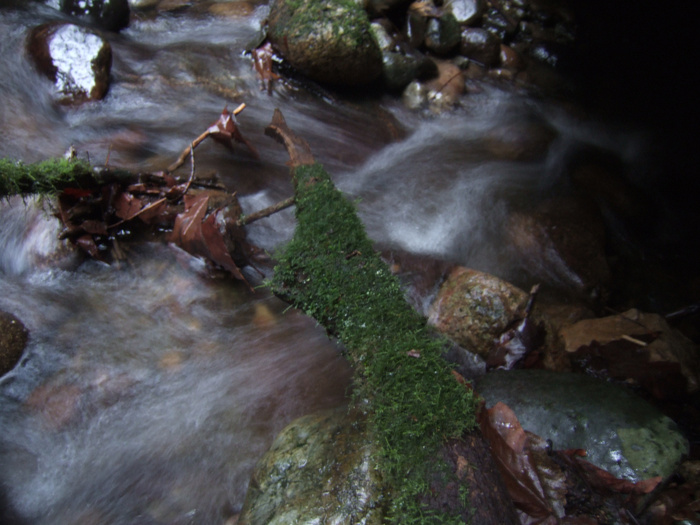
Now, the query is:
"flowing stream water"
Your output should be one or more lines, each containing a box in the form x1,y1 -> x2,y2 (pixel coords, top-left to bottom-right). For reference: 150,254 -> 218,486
0,3 -> 695,524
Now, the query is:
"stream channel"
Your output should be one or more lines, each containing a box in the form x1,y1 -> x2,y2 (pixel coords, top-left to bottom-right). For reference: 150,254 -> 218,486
0,2 -> 697,524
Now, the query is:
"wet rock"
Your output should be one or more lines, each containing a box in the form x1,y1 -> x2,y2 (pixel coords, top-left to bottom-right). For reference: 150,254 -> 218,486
428,266 -> 529,358
238,408 -> 385,525
482,0 -> 524,38
381,49 -> 437,92
424,13 -> 461,56
371,21 -> 437,92
560,308 -> 700,396
267,0 -> 382,87
459,27 -> 501,66
365,0 -> 410,15
499,43 -> 524,70
27,22 -> 112,105
402,59 -> 464,113
0,311 -> 28,376
482,115 -> 557,160
56,0 -> 130,32
444,0 -> 483,26
476,369 -> 689,481
506,197 -> 611,299
405,10 -> 428,48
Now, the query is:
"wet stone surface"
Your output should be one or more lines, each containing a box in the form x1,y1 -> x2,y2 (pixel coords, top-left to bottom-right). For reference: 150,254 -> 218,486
27,22 -> 112,105
476,369 -> 689,481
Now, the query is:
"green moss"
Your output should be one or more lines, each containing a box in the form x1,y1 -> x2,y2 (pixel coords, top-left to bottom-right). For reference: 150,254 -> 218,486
272,163 -> 478,523
0,157 -> 94,196
271,0 -> 374,49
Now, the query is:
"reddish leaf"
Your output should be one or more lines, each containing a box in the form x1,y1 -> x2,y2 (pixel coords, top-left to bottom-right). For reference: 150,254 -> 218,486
170,193 -> 209,253
207,106 -> 259,159
479,402 -> 558,519
114,192 -> 143,220
62,187 -> 93,198
74,234 -> 100,258
79,220 -> 108,235
201,210 -> 248,285
252,42 -> 280,94
137,199 -> 168,224
169,195 -> 250,287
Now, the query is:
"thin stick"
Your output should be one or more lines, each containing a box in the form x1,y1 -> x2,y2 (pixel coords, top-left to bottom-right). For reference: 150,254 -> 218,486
237,196 -> 295,226
167,129 -> 210,173
167,103 -> 247,173
182,141 -> 196,195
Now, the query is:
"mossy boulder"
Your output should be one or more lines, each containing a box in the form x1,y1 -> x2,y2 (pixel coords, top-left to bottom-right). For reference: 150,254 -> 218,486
428,266 -> 528,357
267,0 -> 383,86
0,311 -> 28,376
476,369 -> 689,481
238,408 -> 385,524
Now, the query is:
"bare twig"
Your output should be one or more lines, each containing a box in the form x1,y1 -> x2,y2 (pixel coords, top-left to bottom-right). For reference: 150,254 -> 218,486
167,103 -> 247,173
236,196 -> 295,226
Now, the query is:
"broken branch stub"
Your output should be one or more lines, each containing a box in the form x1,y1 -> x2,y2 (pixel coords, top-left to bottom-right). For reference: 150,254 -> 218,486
264,109 -> 315,168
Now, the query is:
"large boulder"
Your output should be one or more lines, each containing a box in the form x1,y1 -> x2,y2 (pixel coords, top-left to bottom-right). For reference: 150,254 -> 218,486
27,22 -> 113,105
428,266 -> 528,358
0,311 -> 28,376
238,408 -> 385,524
476,369 -> 689,481
267,0 -> 382,87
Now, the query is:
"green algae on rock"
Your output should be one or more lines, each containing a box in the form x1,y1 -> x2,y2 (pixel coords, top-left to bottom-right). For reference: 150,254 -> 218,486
476,369 -> 689,482
267,0 -> 382,86
239,408 -> 385,525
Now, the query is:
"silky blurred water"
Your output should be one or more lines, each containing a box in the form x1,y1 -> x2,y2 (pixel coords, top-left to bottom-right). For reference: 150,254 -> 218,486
0,2 -> 690,524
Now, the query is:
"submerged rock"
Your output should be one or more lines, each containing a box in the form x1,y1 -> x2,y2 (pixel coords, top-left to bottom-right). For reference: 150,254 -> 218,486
476,369 -> 689,481
0,311 -> 28,376
239,408 -> 385,524
27,22 -> 112,105
428,266 -> 528,358
267,0 -> 382,87
402,59 -> 464,113
506,197 -> 610,300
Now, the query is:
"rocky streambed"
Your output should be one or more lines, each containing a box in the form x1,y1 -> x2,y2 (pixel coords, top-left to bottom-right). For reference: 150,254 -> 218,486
1,0 -> 699,523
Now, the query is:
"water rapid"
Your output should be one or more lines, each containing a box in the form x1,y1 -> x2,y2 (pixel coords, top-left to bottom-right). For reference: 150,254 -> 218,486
0,2 -> 695,524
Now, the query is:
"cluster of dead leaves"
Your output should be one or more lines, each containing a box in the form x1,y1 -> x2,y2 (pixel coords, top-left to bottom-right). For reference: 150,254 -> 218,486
478,401 -> 700,524
55,107 -> 256,287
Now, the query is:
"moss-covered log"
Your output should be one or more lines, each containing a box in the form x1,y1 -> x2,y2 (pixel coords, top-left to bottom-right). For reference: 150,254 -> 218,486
0,157 -> 134,197
266,109 -> 517,524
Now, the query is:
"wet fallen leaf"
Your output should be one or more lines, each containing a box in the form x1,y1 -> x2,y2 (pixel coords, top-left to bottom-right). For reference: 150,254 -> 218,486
169,194 -> 250,287
207,105 -> 259,159
478,402 -> 559,519
113,191 -> 143,220
252,42 -> 280,94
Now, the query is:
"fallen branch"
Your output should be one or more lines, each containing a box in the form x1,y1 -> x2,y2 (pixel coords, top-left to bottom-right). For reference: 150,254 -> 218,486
236,196 -> 295,226
261,108 -> 516,524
